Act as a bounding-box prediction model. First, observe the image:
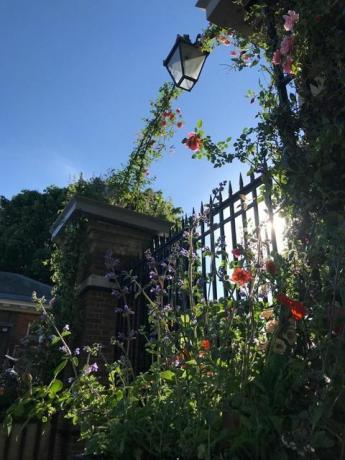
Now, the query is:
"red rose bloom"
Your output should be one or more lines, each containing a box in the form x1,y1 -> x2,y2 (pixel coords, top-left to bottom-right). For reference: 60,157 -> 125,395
231,268 -> 252,286
200,339 -> 211,351
232,248 -> 241,258
184,132 -> 202,152
265,259 -> 277,275
277,293 -> 306,320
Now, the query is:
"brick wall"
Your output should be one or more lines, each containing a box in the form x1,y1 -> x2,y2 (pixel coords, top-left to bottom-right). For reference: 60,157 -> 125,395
0,310 -> 39,357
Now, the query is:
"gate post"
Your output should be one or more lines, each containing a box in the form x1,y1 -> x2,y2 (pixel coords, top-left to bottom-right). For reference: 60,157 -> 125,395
51,196 -> 171,363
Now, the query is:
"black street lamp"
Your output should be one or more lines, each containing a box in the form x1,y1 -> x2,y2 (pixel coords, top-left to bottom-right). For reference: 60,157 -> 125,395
163,35 -> 208,91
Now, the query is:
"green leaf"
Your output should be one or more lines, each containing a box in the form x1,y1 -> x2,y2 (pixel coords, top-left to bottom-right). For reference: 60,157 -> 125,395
196,119 -> 203,129
53,359 -> 68,377
180,314 -> 190,325
51,335 -> 61,345
49,379 -> 63,395
160,370 -> 175,381
115,389 -> 124,401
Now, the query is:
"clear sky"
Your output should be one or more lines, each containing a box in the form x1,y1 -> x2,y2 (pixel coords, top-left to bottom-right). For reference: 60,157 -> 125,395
0,0 -> 263,213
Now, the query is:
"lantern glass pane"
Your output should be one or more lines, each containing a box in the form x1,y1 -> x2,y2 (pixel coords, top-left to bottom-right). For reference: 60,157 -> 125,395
179,78 -> 194,91
167,47 -> 183,85
180,42 -> 206,80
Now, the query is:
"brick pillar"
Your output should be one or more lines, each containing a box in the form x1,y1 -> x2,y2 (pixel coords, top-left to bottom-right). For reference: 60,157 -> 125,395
51,196 -> 171,365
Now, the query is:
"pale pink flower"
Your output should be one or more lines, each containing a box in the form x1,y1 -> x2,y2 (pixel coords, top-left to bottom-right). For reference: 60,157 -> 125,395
283,56 -> 293,74
219,36 -> 231,46
272,49 -> 282,65
260,308 -> 274,320
283,10 -> 299,32
266,319 -> 279,334
280,36 -> 294,55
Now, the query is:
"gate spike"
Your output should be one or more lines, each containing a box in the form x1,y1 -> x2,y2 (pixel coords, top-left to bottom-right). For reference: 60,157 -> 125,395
228,181 -> 233,196
239,173 -> 244,189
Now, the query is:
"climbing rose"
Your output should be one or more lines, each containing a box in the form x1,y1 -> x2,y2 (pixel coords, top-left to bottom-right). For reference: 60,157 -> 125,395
283,56 -> 293,74
231,267 -> 252,286
266,319 -> 279,334
277,293 -> 306,320
260,308 -> 274,320
272,49 -> 282,65
265,259 -> 277,275
280,36 -> 294,55
283,10 -> 299,31
184,132 -> 202,152
200,339 -> 211,351
219,35 -> 230,46
177,121 -> 184,128
232,248 -> 241,258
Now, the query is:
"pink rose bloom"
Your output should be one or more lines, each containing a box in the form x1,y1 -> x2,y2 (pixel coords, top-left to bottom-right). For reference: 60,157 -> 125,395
283,56 -> 293,74
232,248 -> 241,258
185,132 -> 202,152
272,49 -> 282,65
219,36 -> 231,46
283,10 -> 299,32
280,35 -> 294,55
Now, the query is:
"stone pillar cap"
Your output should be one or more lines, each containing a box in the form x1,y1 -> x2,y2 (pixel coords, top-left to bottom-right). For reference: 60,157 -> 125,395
51,196 -> 172,241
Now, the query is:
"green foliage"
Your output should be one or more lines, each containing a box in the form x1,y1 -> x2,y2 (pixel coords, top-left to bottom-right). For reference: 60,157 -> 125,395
0,187 -> 67,283
0,83 -> 182,285
7,214 -> 343,459
50,218 -> 87,331
3,3 -> 345,459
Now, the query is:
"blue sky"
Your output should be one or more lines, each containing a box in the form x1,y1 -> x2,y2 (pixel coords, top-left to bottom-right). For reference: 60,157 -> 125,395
0,0 -> 263,213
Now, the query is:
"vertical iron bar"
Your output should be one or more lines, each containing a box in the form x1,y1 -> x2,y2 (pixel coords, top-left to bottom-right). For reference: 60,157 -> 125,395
209,196 -> 218,300
229,181 -> 237,254
200,202 -> 207,300
239,174 -> 248,249
251,173 -> 260,232
265,179 -> 278,253
218,191 -> 228,298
